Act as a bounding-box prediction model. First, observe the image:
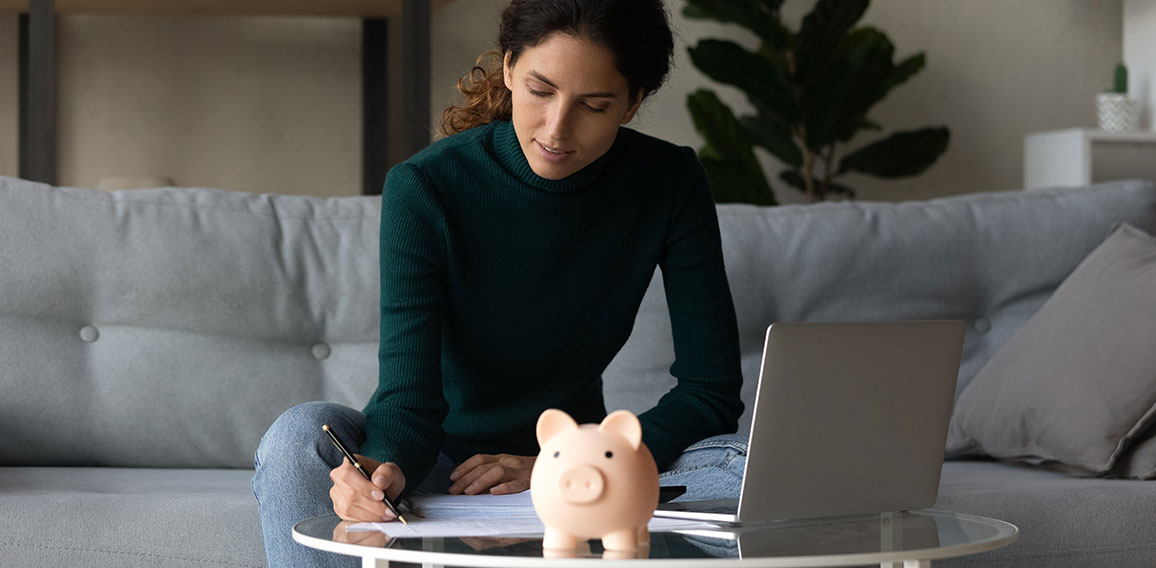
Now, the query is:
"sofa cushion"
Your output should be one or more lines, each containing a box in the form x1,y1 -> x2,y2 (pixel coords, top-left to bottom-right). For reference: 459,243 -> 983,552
1113,432 -> 1156,480
0,177 -> 382,468
0,467 -> 264,567
934,460 -> 1156,567
946,223 -> 1156,474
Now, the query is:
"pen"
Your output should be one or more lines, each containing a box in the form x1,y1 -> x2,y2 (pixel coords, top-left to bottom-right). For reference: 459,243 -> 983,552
322,424 -> 409,525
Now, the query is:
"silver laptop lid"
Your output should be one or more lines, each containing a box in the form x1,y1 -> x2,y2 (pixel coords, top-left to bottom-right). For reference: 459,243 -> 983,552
736,321 -> 964,523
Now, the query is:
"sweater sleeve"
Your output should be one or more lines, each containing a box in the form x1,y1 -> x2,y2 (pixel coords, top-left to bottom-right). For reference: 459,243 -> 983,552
638,148 -> 745,469
360,163 -> 449,493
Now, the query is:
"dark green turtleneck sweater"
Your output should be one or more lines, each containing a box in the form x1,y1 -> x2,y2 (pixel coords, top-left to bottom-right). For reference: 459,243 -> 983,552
361,120 -> 743,490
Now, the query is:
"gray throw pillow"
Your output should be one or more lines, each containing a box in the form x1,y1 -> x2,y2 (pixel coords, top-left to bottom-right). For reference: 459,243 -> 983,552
1112,433 -> 1156,480
946,222 -> 1156,474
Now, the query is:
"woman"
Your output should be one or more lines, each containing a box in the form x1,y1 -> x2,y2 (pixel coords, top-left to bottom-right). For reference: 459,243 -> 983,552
252,0 -> 748,565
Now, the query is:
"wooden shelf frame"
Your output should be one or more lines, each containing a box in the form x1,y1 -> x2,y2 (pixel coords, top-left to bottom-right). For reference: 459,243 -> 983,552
6,0 -> 439,195
0,0 -> 456,17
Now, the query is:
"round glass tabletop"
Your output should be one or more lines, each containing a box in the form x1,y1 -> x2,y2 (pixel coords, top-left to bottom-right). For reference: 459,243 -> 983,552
293,509 -> 1018,567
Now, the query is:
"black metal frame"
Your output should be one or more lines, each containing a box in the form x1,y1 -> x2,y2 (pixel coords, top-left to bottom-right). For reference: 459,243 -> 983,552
18,0 -> 56,185
402,0 -> 431,166
362,17 -> 389,196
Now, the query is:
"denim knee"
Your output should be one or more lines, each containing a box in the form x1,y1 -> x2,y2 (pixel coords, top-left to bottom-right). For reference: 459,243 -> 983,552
252,402 -> 365,568
662,433 -> 749,475
254,402 -> 364,481
659,433 -> 748,501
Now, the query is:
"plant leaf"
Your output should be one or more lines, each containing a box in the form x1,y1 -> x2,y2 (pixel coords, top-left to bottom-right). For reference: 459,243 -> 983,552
683,0 -> 791,50
702,155 -> 778,205
687,89 -> 778,205
794,0 -> 869,82
778,170 -> 805,191
837,127 -> 950,177
757,0 -> 786,12
803,27 -> 894,149
688,39 -> 796,123
740,114 -> 803,167
888,53 -> 925,89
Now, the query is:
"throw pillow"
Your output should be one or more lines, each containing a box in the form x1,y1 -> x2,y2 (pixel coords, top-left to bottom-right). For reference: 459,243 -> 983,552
1112,432 -> 1156,480
946,222 -> 1156,474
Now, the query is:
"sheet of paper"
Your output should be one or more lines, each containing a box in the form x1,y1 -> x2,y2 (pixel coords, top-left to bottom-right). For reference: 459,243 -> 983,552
405,492 -> 536,517
349,492 -> 722,538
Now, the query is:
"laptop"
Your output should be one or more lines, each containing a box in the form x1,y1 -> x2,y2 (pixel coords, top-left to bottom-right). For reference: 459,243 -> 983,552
655,321 -> 965,524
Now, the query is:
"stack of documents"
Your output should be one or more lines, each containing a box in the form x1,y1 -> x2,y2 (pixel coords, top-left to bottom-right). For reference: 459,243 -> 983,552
349,492 -> 723,538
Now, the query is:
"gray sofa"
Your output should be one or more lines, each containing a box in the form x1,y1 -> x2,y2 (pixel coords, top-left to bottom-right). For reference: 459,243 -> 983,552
1,174 -> 1155,567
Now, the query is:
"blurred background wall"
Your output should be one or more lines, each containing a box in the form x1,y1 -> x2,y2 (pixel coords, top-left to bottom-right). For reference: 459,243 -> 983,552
0,1 -> 1127,201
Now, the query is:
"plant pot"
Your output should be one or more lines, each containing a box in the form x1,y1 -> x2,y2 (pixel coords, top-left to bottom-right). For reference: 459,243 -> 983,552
1096,93 -> 1141,132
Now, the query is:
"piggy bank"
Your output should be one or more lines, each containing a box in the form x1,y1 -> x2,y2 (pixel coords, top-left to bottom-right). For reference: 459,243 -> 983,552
530,409 -> 659,553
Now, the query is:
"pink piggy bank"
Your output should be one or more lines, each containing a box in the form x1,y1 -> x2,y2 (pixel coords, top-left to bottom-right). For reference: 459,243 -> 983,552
530,408 -> 659,552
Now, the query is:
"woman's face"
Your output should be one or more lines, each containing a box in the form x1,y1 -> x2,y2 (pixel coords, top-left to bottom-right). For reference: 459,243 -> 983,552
503,32 -> 643,180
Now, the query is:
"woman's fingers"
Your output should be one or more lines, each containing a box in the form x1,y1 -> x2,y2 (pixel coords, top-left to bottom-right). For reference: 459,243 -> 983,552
367,460 -> 406,500
330,483 -> 390,522
467,464 -> 508,494
330,457 -> 405,522
449,454 -> 535,494
490,478 -> 530,495
449,454 -> 494,482
449,462 -> 492,494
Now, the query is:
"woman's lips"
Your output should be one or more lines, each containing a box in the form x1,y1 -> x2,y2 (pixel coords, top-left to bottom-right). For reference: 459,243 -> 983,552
535,140 -> 574,164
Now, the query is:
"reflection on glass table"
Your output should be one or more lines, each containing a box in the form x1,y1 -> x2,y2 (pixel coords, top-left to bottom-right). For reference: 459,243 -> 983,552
294,509 -> 1018,567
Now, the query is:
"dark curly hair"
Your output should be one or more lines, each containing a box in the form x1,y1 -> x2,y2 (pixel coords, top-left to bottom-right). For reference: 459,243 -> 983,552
440,0 -> 674,136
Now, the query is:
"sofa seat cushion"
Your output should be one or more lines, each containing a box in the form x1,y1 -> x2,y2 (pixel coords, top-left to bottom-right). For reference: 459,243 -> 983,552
934,460 -> 1156,567
0,467 -> 263,568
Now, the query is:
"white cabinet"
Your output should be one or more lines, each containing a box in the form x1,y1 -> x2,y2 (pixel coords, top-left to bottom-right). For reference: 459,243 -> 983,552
1024,128 -> 1156,189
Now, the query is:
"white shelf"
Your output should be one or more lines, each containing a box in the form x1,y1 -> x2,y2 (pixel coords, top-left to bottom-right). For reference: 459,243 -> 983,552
1024,128 -> 1156,189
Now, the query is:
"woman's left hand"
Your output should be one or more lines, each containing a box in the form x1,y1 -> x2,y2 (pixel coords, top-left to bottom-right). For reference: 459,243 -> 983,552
448,454 -> 536,495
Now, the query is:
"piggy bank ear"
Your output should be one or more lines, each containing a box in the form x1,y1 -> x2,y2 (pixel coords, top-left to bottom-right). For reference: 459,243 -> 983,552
537,409 -> 579,446
598,409 -> 643,450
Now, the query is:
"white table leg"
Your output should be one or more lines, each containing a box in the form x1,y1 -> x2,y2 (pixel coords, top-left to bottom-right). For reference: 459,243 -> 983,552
879,513 -> 903,568
362,557 -> 388,568
423,536 -> 444,568
903,560 -> 930,568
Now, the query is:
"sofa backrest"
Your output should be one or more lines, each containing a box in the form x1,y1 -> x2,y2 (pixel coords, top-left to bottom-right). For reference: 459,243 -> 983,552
3,176 -> 1155,467
0,178 -> 383,468
603,180 -> 1156,434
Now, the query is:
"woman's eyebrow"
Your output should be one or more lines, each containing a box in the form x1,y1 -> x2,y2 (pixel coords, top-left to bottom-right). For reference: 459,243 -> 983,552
528,70 -> 617,99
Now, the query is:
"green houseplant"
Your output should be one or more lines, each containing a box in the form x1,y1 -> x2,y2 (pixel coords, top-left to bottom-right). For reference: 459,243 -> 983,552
1096,63 -> 1140,132
684,0 -> 950,204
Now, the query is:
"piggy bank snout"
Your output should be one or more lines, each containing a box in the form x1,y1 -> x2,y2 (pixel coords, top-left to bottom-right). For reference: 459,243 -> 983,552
557,464 -> 605,504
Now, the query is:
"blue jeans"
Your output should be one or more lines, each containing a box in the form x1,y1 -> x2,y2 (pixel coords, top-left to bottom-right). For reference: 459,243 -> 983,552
252,401 -> 748,567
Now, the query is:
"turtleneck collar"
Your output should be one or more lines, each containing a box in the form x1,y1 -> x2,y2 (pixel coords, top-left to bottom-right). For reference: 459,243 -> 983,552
490,120 -> 622,193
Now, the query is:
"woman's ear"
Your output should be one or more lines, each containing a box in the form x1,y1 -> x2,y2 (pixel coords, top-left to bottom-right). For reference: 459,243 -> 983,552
620,89 -> 644,124
503,51 -> 514,91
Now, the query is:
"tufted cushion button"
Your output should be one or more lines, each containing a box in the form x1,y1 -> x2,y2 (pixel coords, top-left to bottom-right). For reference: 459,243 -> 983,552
973,318 -> 992,334
312,343 -> 331,360
79,325 -> 100,343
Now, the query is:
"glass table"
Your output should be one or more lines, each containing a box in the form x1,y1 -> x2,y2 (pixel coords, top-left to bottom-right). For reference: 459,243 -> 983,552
293,509 -> 1018,568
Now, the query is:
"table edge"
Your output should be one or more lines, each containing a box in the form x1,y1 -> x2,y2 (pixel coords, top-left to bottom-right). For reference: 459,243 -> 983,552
292,509 -> 1020,567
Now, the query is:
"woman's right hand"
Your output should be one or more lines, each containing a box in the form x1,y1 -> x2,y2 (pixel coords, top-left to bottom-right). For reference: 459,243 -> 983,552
329,454 -> 407,522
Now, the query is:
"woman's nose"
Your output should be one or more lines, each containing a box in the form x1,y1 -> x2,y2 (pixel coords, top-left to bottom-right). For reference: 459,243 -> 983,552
544,102 -> 573,140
